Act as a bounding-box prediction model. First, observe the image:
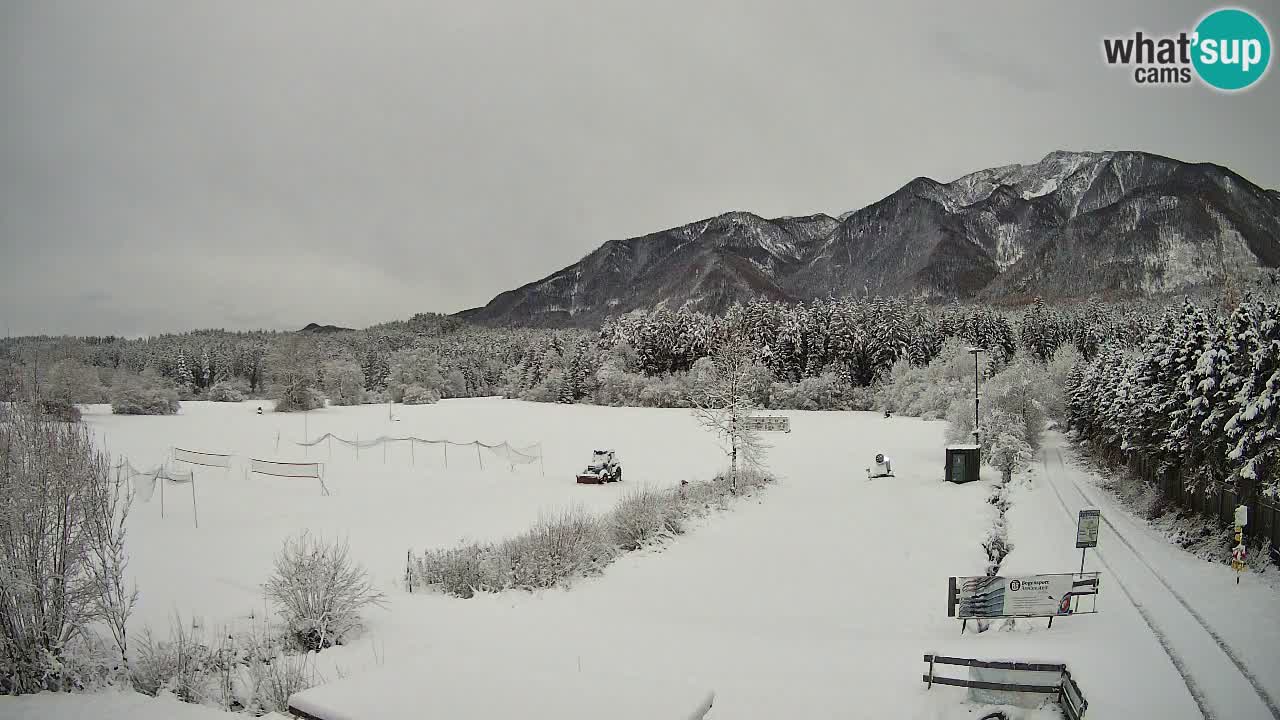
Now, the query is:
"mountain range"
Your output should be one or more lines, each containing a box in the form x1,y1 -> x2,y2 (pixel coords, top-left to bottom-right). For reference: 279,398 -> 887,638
458,150 -> 1280,327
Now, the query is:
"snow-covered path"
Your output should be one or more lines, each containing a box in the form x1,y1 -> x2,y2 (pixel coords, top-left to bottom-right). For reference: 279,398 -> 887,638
1036,434 -> 1280,720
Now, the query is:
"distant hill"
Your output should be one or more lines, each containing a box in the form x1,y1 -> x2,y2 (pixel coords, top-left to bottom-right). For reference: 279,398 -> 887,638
298,322 -> 354,334
457,150 -> 1280,326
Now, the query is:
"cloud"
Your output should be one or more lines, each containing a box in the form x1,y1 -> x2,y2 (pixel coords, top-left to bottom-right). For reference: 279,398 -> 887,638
1,1 -> 1275,336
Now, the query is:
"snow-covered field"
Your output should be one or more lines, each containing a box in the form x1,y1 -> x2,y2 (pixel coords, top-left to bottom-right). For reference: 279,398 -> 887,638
3,401 -> 1277,719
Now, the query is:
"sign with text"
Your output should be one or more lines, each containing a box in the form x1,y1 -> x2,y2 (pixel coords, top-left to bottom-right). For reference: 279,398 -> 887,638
948,573 -> 1100,619
745,415 -> 790,433
1076,509 -> 1101,548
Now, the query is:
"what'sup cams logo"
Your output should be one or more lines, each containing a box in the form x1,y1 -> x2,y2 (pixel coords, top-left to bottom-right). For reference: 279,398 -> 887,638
1103,8 -> 1271,91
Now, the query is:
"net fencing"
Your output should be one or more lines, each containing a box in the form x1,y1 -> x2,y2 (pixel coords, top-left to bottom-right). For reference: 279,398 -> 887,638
294,433 -> 543,469
173,447 -> 233,469
113,459 -> 194,503
247,458 -> 328,495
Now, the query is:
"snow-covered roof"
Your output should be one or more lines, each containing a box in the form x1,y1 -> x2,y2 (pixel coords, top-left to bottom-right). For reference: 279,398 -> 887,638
946,444 -> 981,450
287,659 -> 713,720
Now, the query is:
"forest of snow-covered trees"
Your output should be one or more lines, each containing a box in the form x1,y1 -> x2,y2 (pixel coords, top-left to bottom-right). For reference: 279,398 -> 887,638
1068,296 -> 1280,501
3,295 -> 1277,504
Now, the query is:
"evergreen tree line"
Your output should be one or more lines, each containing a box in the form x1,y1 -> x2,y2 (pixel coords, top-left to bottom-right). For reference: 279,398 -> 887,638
1066,296 -> 1280,504
502,297 -> 1161,408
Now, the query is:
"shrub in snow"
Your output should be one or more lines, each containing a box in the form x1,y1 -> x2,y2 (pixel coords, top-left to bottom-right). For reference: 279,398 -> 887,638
487,509 -> 615,591
410,466 -> 774,598
131,622 -> 214,703
400,384 -> 440,405
206,379 -> 248,402
110,372 -> 180,415
609,486 -> 685,550
0,408 -> 136,693
264,532 -> 386,651
254,650 -> 318,714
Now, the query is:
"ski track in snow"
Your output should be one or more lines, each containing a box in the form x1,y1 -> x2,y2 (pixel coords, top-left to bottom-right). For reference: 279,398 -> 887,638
1040,443 -> 1280,720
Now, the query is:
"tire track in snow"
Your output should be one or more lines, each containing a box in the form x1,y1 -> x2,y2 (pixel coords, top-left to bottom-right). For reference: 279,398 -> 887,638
1038,452 -> 1214,720
1049,448 -> 1280,720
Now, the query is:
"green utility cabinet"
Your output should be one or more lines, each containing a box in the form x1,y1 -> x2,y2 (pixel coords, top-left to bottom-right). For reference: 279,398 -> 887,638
946,445 -> 981,484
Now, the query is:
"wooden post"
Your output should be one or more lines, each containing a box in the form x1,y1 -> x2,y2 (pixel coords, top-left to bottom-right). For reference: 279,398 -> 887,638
476,442 -> 484,470
443,442 -> 448,468
928,655 -> 936,689
410,439 -> 415,465
406,549 -> 413,593
159,469 -> 165,519
538,444 -> 545,477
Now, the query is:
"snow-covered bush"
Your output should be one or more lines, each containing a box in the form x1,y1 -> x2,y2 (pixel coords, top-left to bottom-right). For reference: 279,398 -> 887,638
264,532 -> 386,651
254,650 -> 318,714
638,374 -> 693,408
130,622 -> 213,702
0,408 -> 136,693
410,467 -> 774,598
111,372 -> 180,415
487,509 -> 615,591
206,379 -> 248,402
609,486 -> 685,550
984,410 -> 1034,482
321,360 -> 365,406
769,372 -> 853,410
400,384 -> 440,405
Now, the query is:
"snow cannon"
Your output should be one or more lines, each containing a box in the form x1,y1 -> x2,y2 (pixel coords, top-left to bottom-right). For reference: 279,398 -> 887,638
576,449 -> 623,484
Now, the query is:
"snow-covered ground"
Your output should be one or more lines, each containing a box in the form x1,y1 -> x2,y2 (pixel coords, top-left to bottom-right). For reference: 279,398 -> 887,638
3,402 -> 1277,719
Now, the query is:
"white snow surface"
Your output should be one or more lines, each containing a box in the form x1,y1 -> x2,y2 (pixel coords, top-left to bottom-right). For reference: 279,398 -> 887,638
8,402 -> 1279,719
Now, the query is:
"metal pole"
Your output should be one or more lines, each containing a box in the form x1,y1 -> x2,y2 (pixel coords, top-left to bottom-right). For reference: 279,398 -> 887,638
973,352 -> 980,431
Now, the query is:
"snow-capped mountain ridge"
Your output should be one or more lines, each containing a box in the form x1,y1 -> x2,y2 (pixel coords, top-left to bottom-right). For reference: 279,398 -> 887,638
459,150 -> 1280,326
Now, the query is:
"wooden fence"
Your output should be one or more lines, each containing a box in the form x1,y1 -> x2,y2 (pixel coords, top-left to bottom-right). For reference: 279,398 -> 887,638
1146,459 -> 1280,556
923,654 -> 1087,720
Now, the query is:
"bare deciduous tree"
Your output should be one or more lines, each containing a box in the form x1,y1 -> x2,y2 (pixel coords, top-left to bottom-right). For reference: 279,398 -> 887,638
0,406 -> 136,693
689,331 -> 770,493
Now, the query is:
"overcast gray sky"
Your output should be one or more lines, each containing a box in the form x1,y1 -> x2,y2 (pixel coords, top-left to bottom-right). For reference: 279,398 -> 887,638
2,1 -> 1277,337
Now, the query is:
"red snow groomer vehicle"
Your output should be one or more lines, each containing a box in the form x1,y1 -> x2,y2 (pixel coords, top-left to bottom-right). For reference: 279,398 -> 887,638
576,449 -> 623,484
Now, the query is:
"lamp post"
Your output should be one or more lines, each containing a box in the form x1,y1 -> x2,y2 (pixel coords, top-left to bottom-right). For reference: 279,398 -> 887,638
967,347 -> 984,444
